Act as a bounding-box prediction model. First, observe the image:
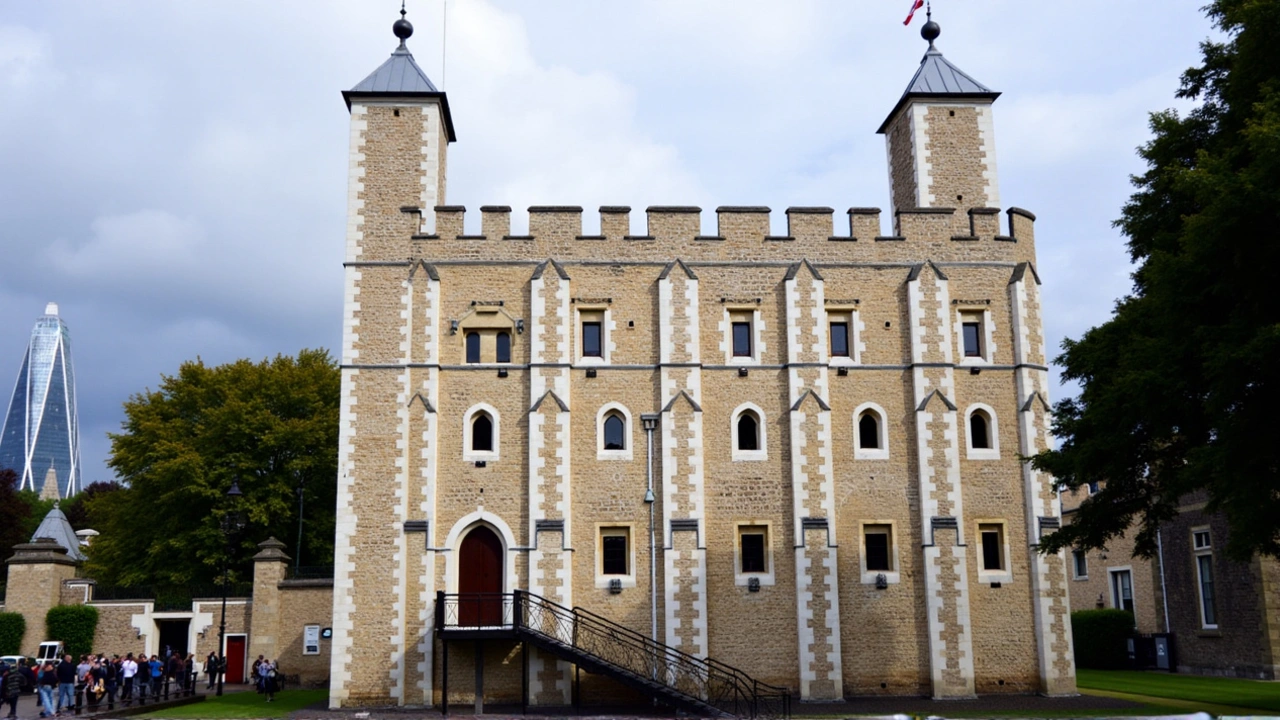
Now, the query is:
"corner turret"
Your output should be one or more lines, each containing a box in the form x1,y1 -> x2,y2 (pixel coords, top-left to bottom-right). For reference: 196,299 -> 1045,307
878,15 -> 1001,233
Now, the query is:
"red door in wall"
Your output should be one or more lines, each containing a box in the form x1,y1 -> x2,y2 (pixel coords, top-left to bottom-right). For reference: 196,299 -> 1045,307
225,637 -> 247,684
458,526 -> 504,626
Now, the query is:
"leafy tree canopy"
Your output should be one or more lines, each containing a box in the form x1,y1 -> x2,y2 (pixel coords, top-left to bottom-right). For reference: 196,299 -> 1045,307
85,349 -> 339,586
0,469 -> 31,582
1036,0 -> 1280,560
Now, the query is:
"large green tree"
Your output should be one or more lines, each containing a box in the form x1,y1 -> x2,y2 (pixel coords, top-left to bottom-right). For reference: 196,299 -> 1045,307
0,469 -> 31,581
1036,0 -> 1280,560
85,349 -> 340,586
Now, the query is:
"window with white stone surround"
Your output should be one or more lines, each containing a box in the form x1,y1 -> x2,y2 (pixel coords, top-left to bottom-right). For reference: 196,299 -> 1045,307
723,307 -> 762,364
826,308 -> 861,365
964,404 -> 1000,460
734,522 -> 776,587
577,307 -> 611,365
955,307 -> 995,364
731,403 -> 766,461
853,402 -> 889,460
596,402 -> 633,460
976,520 -> 1013,584
463,403 -> 500,462
595,524 -> 636,589
860,521 -> 901,585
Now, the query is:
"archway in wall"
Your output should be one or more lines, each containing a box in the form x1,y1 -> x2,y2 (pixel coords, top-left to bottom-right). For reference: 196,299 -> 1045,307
458,525 -> 504,626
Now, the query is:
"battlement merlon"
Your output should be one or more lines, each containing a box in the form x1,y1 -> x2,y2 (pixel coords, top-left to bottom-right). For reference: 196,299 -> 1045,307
374,205 -> 1037,266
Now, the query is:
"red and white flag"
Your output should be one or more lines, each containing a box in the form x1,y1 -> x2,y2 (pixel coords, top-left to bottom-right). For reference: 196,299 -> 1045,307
903,0 -> 925,25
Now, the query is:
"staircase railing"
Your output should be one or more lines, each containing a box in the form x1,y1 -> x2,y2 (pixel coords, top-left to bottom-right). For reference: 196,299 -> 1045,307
436,590 -> 790,719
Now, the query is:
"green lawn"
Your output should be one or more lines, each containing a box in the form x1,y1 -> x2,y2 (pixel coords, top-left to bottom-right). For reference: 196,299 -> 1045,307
138,689 -> 328,719
1078,669 -> 1280,712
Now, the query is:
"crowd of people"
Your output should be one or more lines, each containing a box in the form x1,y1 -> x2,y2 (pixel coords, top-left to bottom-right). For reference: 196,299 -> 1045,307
1,651 -> 286,718
0,651 -> 209,717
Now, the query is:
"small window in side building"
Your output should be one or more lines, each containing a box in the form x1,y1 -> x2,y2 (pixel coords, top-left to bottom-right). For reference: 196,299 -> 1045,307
496,332 -> 511,363
740,527 -> 767,573
737,412 -> 759,451
603,413 -> 625,450
980,524 -> 1004,571
961,315 -> 982,357
970,411 -> 991,449
601,529 -> 629,575
859,412 -> 881,450
864,525 -> 892,572
582,321 -> 602,357
1087,481 -> 1100,495
830,321 -> 849,357
732,321 -> 752,357
472,413 -> 493,452
465,332 -> 481,364
1073,549 -> 1087,578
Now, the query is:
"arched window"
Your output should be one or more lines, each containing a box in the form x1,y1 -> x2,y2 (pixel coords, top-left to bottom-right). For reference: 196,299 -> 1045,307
465,332 -> 481,364
496,332 -> 511,363
859,413 -> 880,449
969,411 -> 991,449
472,413 -> 493,452
737,412 -> 759,451
603,414 -> 625,450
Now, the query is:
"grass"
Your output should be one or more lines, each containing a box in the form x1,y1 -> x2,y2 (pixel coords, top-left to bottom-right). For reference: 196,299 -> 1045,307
1079,668 -> 1280,712
137,689 -> 328,719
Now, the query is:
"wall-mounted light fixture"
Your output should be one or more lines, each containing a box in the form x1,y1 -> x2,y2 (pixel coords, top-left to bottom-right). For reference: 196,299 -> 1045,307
450,320 -> 459,335
516,319 -> 525,334
609,578 -> 623,595
875,573 -> 889,590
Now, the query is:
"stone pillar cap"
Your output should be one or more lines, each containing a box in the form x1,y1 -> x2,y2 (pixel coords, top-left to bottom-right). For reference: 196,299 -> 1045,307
7,537 -> 78,566
253,536 -> 292,563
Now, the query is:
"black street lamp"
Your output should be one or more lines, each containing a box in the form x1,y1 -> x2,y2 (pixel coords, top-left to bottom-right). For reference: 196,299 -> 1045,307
294,473 -> 305,575
216,478 -> 245,698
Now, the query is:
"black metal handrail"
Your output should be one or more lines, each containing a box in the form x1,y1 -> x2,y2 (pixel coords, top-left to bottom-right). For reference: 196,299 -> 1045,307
437,590 -> 789,719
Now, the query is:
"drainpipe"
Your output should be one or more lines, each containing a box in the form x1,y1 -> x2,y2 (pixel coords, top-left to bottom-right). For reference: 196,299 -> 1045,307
1156,529 -> 1171,633
641,413 -> 660,651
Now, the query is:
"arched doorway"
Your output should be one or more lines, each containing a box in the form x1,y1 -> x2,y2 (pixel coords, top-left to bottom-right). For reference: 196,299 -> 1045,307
458,525 -> 504,626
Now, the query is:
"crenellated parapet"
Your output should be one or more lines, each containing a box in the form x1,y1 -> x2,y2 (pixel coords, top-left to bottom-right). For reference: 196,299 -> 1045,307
387,205 -> 1037,266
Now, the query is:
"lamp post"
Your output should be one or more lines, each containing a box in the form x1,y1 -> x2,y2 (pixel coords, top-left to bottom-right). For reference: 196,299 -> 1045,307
216,478 -> 245,698
641,413 -> 659,652
294,473 -> 305,575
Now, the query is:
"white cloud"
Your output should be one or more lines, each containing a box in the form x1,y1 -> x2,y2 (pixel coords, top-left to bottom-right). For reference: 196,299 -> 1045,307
47,210 -> 204,280
0,24 -> 51,88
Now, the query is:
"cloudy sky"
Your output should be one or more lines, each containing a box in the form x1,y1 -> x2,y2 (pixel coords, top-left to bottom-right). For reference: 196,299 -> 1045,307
0,1 -> 1214,485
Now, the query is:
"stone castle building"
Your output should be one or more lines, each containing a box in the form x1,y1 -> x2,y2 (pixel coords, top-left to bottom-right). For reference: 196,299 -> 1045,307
330,9 -> 1076,709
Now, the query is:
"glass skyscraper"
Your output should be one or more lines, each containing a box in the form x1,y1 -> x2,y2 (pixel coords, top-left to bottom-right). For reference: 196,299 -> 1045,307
0,303 -> 81,497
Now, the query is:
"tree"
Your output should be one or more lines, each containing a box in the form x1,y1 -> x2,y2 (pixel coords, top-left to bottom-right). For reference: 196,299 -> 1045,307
1035,0 -> 1280,560
85,349 -> 340,587
0,469 -> 32,580
60,481 -> 122,531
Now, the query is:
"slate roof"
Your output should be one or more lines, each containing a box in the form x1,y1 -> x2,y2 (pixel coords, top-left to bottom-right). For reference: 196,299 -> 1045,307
343,42 -> 457,141
877,45 -> 1000,134
30,504 -> 85,562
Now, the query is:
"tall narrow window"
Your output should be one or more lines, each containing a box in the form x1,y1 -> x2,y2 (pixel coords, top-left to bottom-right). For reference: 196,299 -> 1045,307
970,411 -> 991,449
830,321 -> 849,357
859,413 -> 880,450
1111,569 -> 1134,613
1194,530 -> 1217,627
739,527 -> 767,573
471,413 -> 493,452
737,412 -> 759,451
864,525 -> 892,572
465,332 -> 481,364
1073,549 -> 1088,579
582,321 -> 602,357
980,524 -> 1004,571
496,332 -> 511,363
603,414 -> 625,451
601,528 -> 629,576
732,322 -> 752,357
960,311 -> 983,358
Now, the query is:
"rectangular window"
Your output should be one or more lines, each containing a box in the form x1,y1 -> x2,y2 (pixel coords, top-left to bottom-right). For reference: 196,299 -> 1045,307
864,525 -> 892,572
1111,569 -> 1134,613
582,321 -> 602,357
1087,481 -> 1100,495
601,528 -> 629,576
830,321 -> 849,357
1193,530 -> 1211,550
980,524 -> 1004,571
739,526 -> 767,574
962,320 -> 982,358
1072,549 -> 1088,579
1197,555 -> 1217,627
732,322 -> 752,357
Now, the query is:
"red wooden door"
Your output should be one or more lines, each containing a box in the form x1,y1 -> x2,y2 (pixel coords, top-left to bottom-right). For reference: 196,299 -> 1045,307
458,526 -> 504,626
225,636 -> 247,684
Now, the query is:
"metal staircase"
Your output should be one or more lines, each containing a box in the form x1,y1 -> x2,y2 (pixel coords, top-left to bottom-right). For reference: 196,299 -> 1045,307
436,590 -> 791,719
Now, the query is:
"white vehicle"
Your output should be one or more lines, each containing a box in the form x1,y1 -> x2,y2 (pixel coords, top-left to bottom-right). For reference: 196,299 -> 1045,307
0,655 -> 27,667
35,641 -> 63,663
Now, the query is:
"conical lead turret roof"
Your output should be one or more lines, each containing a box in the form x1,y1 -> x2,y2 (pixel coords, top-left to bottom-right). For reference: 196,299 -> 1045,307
877,19 -> 1000,133
342,6 -> 456,141
30,504 -> 85,562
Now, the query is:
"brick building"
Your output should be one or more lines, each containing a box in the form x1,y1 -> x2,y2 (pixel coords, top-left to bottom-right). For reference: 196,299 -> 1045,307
329,9 -> 1076,709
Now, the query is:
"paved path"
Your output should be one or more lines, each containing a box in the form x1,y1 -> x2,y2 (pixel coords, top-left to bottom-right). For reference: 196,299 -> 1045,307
6,684 -> 252,720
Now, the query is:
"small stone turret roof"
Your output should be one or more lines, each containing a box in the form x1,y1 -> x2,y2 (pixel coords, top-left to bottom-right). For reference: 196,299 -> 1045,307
30,504 -> 85,562
877,30 -> 1000,134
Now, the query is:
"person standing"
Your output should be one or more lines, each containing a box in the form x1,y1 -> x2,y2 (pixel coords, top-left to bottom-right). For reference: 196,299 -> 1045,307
260,660 -> 277,703
148,656 -> 163,698
55,654 -> 76,715
204,652 -> 217,689
120,654 -> 136,702
36,662 -> 56,718
1,662 -> 24,719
